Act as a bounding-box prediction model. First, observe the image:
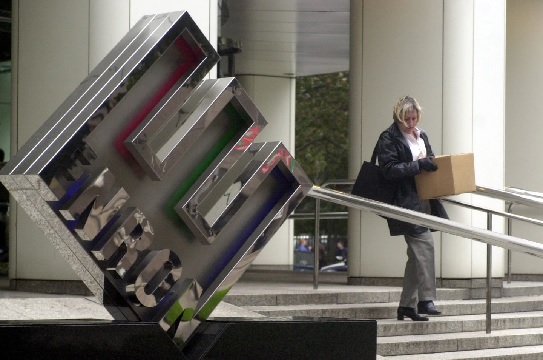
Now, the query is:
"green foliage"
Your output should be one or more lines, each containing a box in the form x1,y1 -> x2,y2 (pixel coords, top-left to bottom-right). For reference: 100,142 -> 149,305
294,72 -> 350,234
295,72 -> 350,185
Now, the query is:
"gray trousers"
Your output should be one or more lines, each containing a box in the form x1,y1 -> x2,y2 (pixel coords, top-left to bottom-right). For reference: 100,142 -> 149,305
399,230 -> 437,308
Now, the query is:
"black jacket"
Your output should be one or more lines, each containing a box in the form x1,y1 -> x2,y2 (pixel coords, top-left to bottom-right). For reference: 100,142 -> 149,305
376,122 -> 448,236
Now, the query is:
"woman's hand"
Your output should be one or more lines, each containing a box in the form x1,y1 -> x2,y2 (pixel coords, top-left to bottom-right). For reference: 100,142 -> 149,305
418,157 -> 438,172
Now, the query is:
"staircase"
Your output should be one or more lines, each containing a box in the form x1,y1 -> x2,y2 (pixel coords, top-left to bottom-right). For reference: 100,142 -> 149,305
219,272 -> 543,359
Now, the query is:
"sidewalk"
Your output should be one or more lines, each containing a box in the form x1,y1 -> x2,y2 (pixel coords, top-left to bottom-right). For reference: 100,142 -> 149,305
0,275 -> 113,321
0,270 -> 356,321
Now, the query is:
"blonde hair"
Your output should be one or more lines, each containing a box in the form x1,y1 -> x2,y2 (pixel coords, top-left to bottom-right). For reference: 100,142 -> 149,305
393,95 -> 422,124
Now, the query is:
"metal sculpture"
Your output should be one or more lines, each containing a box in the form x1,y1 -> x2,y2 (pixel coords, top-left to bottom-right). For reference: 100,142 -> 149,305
0,11 -> 312,342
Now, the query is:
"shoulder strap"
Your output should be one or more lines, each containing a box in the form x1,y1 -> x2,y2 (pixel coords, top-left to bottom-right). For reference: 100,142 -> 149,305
370,141 -> 379,165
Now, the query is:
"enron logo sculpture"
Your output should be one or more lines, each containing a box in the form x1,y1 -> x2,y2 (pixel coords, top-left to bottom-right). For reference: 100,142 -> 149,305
0,12 -> 312,342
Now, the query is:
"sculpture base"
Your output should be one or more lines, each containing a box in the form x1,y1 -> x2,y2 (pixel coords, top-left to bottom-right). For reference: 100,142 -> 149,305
0,320 -> 184,359
183,317 -> 377,360
0,317 -> 377,359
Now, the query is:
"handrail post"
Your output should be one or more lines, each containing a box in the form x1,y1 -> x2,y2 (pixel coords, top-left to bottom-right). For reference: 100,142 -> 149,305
313,197 -> 321,289
506,202 -> 514,284
486,212 -> 493,334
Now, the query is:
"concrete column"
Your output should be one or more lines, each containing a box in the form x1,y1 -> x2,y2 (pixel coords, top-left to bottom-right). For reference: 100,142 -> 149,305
11,0 -> 217,285
441,0 -> 506,280
347,0 -> 363,278
237,75 -> 297,268
505,1 -> 543,276
12,0 -> 92,283
0,63 -> 10,158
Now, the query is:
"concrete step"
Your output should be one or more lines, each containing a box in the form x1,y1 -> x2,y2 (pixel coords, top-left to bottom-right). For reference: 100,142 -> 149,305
224,278 -> 543,358
226,281 -> 543,307
379,344 -> 543,359
242,295 -> 543,320
502,281 -> 543,297
377,327 -> 543,357
224,284 -> 469,307
378,311 -> 543,336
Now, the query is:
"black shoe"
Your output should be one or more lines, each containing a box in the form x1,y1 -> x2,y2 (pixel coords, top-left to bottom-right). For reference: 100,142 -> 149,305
417,300 -> 442,315
397,306 -> 429,321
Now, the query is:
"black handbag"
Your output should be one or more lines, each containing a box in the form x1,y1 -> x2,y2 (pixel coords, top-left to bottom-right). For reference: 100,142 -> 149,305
351,143 -> 397,204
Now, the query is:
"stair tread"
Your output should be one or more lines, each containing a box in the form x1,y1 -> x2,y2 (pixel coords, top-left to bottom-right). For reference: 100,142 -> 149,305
228,282 -> 469,295
230,280 -> 543,293
227,287 -> 467,295
379,344 -> 543,359
242,294 -> 543,310
377,327 -> 543,356
378,311 -> 543,338
229,282 -> 404,294
379,310 -> 543,322
378,326 -> 543,343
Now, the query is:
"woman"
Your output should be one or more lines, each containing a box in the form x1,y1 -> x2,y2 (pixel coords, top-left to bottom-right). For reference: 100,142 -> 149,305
376,95 -> 448,321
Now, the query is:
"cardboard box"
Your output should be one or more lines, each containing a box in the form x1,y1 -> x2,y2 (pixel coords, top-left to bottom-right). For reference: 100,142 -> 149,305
415,153 -> 475,199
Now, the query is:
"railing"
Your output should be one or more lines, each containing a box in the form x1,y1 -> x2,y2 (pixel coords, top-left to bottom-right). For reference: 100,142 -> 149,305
290,212 -> 348,221
305,181 -> 543,334
477,186 -> 543,283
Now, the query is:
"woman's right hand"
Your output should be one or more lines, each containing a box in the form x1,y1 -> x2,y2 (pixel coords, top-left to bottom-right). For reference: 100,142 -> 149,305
418,157 -> 438,172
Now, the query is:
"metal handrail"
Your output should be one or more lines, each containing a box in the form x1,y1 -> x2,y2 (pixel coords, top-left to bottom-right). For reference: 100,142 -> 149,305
307,181 -> 543,282
313,181 -> 543,207
309,186 -> 543,257
290,212 -> 348,220
481,186 -> 543,208
307,184 -> 543,334
476,186 -> 543,283
442,198 -> 543,227
308,182 -> 543,261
